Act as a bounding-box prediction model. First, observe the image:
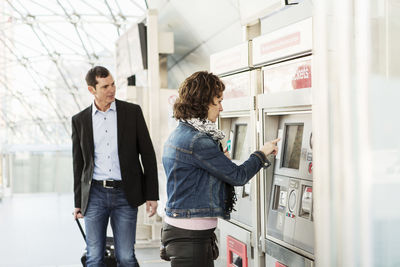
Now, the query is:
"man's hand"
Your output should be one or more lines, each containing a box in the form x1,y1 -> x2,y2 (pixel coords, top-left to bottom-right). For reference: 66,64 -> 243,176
73,208 -> 84,219
146,201 -> 158,217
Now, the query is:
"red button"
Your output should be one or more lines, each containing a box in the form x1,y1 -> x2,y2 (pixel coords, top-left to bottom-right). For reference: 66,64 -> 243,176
308,162 -> 313,174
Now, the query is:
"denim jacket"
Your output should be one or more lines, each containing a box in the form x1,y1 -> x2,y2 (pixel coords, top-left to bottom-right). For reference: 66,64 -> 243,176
162,121 -> 267,219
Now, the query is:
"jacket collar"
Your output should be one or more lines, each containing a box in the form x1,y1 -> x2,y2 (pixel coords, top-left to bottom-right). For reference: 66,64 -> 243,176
82,105 -> 94,158
115,99 -> 125,149
91,101 -> 116,116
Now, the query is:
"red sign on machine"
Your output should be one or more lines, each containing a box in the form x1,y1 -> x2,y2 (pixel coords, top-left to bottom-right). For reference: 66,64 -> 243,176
276,262 -> 288,267
292,64 -> 311,89
227,236 -> 248,267
263,58 -> 312,93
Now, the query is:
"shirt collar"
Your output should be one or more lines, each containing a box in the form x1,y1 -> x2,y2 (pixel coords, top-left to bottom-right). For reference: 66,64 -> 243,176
92,101 -> 116,115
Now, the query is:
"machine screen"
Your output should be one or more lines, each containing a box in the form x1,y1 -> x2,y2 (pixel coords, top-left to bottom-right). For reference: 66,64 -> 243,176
233,124 -> 247,160
282,124 -> 304,169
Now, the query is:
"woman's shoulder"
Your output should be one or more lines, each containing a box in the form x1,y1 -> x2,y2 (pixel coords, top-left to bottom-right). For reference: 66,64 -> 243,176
170,123 -> 214,149
177,122 -> 205,136
191,132 -> 217,150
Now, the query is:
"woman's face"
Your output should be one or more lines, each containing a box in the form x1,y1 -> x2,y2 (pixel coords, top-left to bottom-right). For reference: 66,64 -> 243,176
207,94 -> 223,122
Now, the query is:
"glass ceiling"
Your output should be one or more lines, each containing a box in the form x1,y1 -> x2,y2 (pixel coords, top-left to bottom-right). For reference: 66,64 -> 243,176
0,0 -> 147,149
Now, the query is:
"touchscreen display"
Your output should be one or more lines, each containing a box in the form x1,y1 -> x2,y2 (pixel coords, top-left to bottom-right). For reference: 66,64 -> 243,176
282,124 -> 304,169
233,124 -> 247,160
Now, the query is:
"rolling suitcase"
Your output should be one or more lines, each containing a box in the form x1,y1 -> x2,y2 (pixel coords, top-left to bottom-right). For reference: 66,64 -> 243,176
75,219 -> 117,267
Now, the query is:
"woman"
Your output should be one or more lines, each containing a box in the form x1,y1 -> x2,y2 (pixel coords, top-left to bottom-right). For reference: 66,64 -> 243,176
161,71 -> 279,267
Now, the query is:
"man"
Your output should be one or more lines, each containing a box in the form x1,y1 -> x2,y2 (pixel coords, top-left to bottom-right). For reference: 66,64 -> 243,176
72,66 -> 158,267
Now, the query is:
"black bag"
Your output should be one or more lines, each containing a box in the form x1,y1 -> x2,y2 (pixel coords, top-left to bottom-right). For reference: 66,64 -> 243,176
160,226 -> 219,261
211,232 -> 219,260
159,243 -> 170,261
75,219 -> 117,267
160,227 -> 171,261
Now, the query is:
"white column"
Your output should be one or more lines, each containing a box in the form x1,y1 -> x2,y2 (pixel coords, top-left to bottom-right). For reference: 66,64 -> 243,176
134,9 -> 163,246
146,9 -> 161,160
313,0 -> 373,266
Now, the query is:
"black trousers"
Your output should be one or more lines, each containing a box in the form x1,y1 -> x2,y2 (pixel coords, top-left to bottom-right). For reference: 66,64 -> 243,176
161,223 -> 215,267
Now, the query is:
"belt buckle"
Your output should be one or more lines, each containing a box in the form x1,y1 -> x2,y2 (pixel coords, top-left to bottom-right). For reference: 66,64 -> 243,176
103,180 -> 113,189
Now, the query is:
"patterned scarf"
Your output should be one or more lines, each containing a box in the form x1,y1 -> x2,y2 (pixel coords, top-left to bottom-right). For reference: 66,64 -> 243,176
182,118 -> 225,141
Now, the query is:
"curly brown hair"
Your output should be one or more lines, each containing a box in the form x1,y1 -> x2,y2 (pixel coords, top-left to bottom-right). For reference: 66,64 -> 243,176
173,71 -> 225,120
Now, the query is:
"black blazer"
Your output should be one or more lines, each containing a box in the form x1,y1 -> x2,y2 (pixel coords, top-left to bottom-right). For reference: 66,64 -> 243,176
72,99 -> 159,215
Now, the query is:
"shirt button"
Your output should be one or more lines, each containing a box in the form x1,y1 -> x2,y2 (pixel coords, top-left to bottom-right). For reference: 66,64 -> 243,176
105,130 -> 108,133
107,143 -> 109,146
109,169 -> 111,172
104,117 -> 106,120
108,156 -> 110,159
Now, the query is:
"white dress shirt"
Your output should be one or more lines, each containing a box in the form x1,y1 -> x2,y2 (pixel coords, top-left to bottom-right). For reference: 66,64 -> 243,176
92,101 -> 122,181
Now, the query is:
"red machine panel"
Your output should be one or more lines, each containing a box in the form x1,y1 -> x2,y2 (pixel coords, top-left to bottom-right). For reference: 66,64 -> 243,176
227,236 -> 248,267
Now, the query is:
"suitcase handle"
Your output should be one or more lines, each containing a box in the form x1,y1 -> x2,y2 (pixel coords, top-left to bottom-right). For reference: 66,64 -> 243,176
75,218 -> 86,241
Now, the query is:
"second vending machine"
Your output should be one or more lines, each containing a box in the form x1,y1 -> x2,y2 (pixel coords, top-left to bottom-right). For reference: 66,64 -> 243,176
210,42 -> 262,267
254,18 -> 315,267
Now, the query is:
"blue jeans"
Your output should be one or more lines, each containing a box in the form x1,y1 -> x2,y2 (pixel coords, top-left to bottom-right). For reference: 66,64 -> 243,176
84,183 -> 139,267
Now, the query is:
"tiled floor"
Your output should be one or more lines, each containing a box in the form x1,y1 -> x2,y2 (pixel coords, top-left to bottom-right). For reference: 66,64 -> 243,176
0,193 -> 169,267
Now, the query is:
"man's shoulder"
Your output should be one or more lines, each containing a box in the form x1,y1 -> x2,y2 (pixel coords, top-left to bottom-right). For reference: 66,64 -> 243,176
116,99 -> 140,108
72,105 -> 91,121
116,99 -> 141,111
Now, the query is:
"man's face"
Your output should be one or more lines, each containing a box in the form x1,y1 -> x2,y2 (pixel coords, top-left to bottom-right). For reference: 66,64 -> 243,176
88,75 -> 116,106
207,94 -> 223,123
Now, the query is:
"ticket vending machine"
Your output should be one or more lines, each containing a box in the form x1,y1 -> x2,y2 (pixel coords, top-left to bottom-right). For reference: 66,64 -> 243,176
265,113 -> 314,265
253,18 -> 315,267
210,42 -> 262,267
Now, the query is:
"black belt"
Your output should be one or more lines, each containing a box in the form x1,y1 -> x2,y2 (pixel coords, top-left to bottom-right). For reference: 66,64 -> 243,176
92,179 -> 122,189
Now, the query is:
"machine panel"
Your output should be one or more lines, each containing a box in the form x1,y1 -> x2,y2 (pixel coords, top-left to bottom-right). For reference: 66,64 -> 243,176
221,72 -> 251,99
273,114 -> 313,181
217,219 -> 253,267
227,235 -> 249,267
210,43 -> 250,76
252,18 -> 312,66
263,56 -> 312,94
220,71 -> 253,112
265,239 -> 313,267
220,116 -> 254,227
265,113 -> 314,257
211,44 -> 260,267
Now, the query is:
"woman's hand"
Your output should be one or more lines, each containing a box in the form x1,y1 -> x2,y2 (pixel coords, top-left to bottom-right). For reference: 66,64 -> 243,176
260,138 -> 280,156
224,147 -> 231,160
